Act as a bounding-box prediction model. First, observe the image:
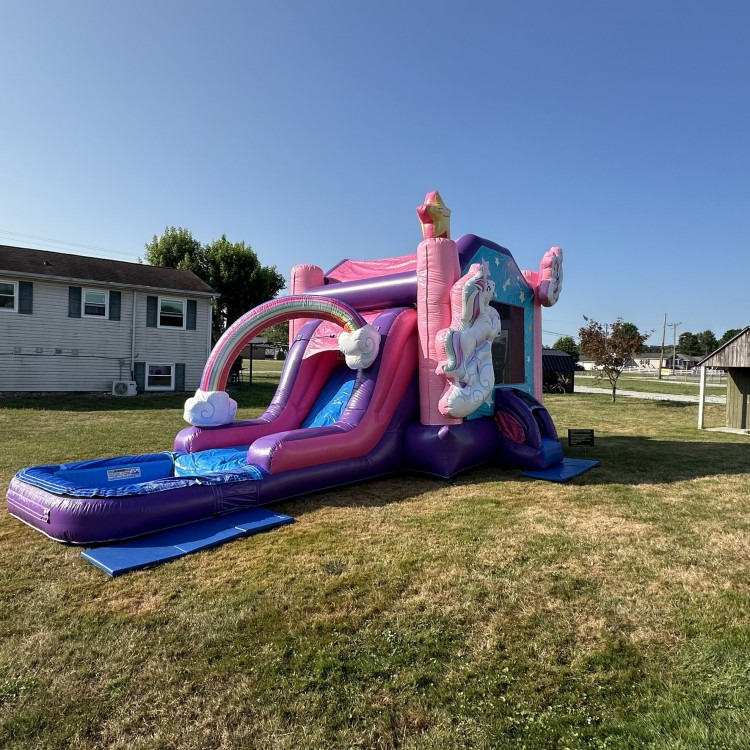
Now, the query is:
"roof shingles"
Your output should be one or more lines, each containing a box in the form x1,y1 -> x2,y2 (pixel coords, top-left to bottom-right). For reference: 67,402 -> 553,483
0,245 -> 215,295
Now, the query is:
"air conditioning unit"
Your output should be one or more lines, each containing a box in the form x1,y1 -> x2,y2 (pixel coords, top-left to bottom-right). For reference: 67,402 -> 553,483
112,380 -> 137,397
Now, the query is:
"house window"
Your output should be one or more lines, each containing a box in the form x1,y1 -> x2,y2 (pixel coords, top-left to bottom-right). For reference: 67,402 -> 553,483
146,363 -> 175,391
83,289 -> 108,317
159,298 -> 185,328
0,280 -> 17,311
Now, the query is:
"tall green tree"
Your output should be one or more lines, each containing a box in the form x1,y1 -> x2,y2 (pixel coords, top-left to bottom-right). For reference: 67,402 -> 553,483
718,328 -> 743,347
204,235 -> 285,338
678,331 -> 701,356
579,317 -> 650,402
141,227 -> 205,276
143,227 -> 285,341
552,336 -> 580,362
695,330 -> 718,356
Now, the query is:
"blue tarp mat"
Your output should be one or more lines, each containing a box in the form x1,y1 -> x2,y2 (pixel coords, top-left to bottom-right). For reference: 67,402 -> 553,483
521,458 -> 599,483
81,507 -> 294,576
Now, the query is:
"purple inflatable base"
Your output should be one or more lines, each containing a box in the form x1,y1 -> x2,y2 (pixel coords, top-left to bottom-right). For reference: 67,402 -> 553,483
404,419 -> 499,479
7,382 -> 575,546
6,381 -> 417,545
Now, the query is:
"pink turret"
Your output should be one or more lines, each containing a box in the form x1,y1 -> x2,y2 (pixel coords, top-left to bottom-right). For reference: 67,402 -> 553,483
288,263 -> 325,346
415,192 -> 462,425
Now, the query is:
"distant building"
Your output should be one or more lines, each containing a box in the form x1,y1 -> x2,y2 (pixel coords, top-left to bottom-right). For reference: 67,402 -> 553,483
240,337 -> 272,361
579,352 -> 702,372
664,353 -> 702,371
633,354 -> 662,369
1,245 -> 216,393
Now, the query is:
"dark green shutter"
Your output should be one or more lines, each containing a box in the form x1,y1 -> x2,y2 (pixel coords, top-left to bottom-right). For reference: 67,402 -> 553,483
109,291 -> 121,321
146,296 -> 158,327
133,362 -> 146,392
175,363 -> 186,392
186,300 -> 197,330
18,281 -> 33,314
68,286 -> 82,318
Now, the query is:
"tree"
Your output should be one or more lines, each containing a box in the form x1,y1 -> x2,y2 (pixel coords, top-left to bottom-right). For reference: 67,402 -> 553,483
141,227 -> 205,276
678,331 -> 701,356
204,235 -> 285,339
695,330 -> 718,357
578,317 -> 650,402
677,330 -> 718,358
143,228 -> 285,341
264,322 -> 289,346
552,336 -> 579,362
718,328 -> 743,347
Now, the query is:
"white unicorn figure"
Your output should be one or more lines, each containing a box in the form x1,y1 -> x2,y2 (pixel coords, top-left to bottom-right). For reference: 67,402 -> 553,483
435,262 -> 501,418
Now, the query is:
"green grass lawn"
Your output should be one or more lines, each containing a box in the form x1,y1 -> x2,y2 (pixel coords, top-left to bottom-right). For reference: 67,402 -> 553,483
1,387 -> 750,749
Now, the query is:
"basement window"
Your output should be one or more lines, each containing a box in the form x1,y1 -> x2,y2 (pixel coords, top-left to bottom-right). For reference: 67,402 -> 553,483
146,363 -> 175,391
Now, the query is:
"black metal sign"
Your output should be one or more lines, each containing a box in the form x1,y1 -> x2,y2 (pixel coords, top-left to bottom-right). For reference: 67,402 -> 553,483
568,429 -> 595,447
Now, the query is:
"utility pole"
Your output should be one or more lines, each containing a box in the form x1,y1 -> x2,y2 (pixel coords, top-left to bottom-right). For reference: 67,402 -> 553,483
668,321 -> 681,374
657,313 -> 667,380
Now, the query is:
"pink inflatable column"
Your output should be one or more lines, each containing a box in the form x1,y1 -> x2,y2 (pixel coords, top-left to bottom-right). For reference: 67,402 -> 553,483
522,268 -> 544,402
415,192 -> 462,425
288,264 -> 325,346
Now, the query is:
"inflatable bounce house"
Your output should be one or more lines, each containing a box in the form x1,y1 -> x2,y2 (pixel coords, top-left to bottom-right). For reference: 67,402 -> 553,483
7,192 -> 596,563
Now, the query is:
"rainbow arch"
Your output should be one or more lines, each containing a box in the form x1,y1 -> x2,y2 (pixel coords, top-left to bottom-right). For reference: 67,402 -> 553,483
200,295 -> 368,392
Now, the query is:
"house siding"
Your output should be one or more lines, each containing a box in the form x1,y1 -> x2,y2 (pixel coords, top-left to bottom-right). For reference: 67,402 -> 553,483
1,278 -> 212,392
133,291 -> 211,392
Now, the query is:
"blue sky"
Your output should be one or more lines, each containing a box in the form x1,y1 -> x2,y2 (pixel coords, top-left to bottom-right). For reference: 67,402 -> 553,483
1,1 -> 748,346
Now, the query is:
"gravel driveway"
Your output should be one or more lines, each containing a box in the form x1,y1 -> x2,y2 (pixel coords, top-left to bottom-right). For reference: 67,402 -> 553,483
574,385 -> 725,404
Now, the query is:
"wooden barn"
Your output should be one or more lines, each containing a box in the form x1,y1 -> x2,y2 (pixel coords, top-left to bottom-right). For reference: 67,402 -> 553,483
697,327 -> 750,432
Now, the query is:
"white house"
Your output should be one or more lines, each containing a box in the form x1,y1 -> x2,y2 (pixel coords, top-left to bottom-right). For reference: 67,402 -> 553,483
1,245 -> 216,394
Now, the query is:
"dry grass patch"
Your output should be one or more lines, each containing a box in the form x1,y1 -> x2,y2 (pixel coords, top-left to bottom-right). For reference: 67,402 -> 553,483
4,392 -> 750,748
92,589 -> 170,618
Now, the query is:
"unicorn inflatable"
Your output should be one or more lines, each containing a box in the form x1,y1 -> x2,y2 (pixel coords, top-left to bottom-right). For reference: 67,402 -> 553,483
7,191 -> 581,549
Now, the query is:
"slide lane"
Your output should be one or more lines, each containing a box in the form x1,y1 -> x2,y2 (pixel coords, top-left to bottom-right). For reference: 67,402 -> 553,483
247,306 -> 418,474
174,318 -> 341,454
175,306 -> 419,479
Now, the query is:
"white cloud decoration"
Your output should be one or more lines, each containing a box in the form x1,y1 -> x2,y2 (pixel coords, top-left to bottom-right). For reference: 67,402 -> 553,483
338,324 -> 381,369
183,390 -> 238,427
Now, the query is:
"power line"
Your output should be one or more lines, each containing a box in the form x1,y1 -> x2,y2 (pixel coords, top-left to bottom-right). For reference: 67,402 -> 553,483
0,228 -> 138,262
543,329 -> 578,338
0,228 -> 115,253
